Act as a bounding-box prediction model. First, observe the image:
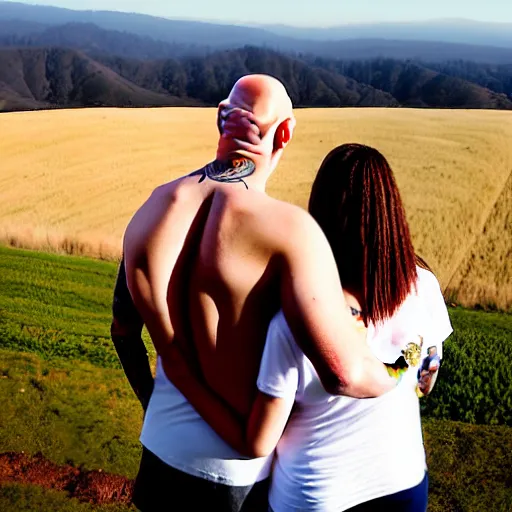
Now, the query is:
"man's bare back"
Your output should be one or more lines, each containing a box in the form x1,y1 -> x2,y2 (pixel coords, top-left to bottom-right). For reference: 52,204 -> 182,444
123,75 -> 395,427
125,168 -> 322,416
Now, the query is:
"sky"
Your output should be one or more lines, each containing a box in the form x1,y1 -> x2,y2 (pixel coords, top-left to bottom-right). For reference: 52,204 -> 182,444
4,0 -> 512,26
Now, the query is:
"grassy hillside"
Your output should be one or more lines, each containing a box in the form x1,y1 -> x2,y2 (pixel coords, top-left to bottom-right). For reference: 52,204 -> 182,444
421,307 -> 512,425
1,346 -> 510,511
0,245 -> 510,427
0,484 -> 133,512
0,246 -> 154,367
0,349 -> 142,477
0,246 -> 123,366
0,246 -> 511,510
1,108 -> 511,308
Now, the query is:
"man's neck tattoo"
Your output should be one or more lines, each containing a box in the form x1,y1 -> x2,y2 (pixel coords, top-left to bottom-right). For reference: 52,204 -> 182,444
198,158 -> 255,190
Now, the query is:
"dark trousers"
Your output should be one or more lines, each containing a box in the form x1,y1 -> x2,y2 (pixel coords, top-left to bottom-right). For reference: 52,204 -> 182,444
345,472 -> 429,512
132,447 -> 269,512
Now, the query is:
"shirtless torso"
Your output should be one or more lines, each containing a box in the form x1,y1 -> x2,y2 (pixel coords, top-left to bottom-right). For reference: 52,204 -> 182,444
124,173 -> 289,415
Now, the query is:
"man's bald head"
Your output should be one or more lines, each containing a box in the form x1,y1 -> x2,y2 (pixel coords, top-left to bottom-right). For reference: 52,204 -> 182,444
216,75 -> 295,170
219,75 -> 294,137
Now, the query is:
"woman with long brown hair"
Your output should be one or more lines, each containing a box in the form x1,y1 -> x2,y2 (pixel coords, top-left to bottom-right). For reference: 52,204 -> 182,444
169,143 -> 452,511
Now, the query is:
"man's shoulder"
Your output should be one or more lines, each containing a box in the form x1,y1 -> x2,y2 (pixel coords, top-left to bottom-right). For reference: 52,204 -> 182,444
148,173 -> 200,202
123,175 -> 202,252
271,198 -> 323,239
238,192 -> 319,237
245,195 -> 328,259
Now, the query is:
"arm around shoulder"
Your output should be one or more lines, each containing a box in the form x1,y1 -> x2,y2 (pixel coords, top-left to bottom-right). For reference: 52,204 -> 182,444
278,209 -> 396,398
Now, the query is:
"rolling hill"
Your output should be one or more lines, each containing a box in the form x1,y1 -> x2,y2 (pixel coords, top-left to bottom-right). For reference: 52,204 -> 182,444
1,3 -> 512,112
98,47 -> 399,107
311,57 -> 512,108
0,47 -> 197,111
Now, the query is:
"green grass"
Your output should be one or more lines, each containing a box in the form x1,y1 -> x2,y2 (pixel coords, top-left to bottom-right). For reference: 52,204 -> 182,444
0,483 -> 134,512
1,245 -> 511,510
0,246 -> 116,337
0,345 -> 510,511
421,307 -> 512,425
425,419 -> 512,512
0,246 -> 154,367
2,245 -> 510,424
0,349 -> 142,478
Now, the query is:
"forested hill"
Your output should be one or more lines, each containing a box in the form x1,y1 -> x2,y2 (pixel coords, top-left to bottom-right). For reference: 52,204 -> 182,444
0,48 -> 193,111
2,45 -> 512,112
308,57 -> 512,109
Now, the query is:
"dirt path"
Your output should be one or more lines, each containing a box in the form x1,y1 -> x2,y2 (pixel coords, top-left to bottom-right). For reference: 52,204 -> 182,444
0,451 -> 133,505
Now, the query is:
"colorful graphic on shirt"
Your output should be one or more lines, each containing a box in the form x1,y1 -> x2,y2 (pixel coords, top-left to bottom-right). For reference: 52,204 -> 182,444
385,335 -> 440,397
401,337 -> 423,367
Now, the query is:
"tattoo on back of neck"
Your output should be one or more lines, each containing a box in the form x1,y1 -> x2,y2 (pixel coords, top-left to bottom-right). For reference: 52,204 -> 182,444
198,158 -> 255,189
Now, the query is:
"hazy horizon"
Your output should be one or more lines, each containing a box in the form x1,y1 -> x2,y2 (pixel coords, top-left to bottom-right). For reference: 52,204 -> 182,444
2,0 -> 512,27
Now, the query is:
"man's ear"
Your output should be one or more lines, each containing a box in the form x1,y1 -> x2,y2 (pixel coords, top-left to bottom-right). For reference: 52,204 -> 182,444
217,100 -> 229,134
216,105 -> 223,134
274,118 -> 295,150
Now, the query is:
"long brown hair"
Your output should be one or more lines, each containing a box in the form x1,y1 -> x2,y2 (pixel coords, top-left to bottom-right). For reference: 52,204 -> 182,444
309,143 -> 420,325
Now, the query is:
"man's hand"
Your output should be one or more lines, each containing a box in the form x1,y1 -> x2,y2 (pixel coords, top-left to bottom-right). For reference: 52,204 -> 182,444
220,108 -> 261,145
230,115 -> 286,171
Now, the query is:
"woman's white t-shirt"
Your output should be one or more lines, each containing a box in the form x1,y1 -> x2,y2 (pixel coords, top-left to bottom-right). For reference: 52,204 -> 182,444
257,267 -> 453,511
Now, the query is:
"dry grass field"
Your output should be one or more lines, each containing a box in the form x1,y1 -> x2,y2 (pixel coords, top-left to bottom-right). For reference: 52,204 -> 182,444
0,107 -> 511,309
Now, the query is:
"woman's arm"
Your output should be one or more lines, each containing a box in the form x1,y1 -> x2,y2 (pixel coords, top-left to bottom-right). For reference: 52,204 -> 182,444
164,343 -> 294,458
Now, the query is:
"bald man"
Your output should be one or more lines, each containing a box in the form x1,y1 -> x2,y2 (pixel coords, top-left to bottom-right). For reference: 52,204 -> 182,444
112,75 -> 395,511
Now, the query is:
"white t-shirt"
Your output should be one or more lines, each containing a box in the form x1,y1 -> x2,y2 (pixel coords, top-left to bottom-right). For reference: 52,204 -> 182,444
140,357 -> 272,486
257,267 -> 453,511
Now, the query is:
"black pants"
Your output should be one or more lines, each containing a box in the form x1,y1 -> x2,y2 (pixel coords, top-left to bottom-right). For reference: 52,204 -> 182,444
132,447 -> 270,511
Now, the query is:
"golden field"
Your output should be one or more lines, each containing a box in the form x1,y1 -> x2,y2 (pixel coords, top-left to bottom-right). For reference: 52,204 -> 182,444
0,107 -> 511,309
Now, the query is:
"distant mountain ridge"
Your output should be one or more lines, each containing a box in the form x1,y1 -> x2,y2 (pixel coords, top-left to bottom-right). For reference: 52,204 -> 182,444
1,2 -> 512,112
4,21 -> 512,65
0,21 -> 210,59
3,3 -> 512,48
0,1 -> 293,49
2,1 -> 512,63
254,19 -> 512,48
1,45 -> 511,113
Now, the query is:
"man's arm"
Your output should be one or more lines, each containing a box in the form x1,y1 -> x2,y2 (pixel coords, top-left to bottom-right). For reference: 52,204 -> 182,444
279,210 -> 396,398
111,257 -> 154,410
